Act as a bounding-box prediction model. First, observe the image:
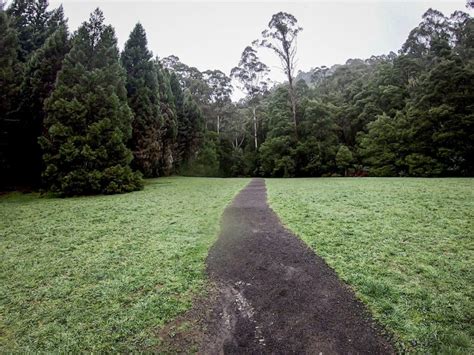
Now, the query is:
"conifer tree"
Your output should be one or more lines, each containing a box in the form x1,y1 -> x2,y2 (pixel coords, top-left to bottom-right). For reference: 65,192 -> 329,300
121,23 -> 162,177
170,72 -> 184,112
181,89 -> 205,163
170,71 -> 187,165
19,25 -> 70,183
0,9 -> 22,185
155,61 -> 178,175
40,8 -> 142,195
0,9 -> 21,119
7,0 -> 65,61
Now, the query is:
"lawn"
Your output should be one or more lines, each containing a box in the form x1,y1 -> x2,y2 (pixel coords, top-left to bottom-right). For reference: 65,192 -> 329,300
0,177 -> 248,352
267,178 -> 474,353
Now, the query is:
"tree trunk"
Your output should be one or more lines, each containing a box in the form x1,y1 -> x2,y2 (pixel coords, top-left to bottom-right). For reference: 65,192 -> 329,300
253,106 -> 258,149
217,115 -> 220,135
287,75 -> 298,140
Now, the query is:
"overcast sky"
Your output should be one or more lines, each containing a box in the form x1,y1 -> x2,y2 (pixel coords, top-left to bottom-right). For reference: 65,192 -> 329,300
44,0 -> 469,98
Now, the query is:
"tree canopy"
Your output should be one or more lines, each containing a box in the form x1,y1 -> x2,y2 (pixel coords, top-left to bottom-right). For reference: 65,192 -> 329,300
40,9 -> 142,195
0,4 -> 472,194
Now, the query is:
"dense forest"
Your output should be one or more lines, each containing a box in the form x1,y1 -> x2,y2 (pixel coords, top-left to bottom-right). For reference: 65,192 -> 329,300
0,1 -> 473,195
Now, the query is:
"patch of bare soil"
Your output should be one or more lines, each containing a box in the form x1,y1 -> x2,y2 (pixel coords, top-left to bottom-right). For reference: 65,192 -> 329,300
157,178 -> 394,354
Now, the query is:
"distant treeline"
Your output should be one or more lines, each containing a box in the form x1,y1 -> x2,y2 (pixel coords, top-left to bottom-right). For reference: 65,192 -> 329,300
0,1 -> 472,195
272,9 -> 474,178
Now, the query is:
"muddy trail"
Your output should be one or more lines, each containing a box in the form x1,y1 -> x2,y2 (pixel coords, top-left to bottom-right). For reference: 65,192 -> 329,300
159,178 -> 393,354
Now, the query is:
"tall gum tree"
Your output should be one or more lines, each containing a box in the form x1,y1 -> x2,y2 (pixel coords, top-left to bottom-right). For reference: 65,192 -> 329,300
254,12 -> 302,138
231,45 -> 271,149
203,69 -> 233,135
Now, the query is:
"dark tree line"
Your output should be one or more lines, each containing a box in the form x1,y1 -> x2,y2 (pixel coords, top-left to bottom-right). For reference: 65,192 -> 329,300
1,2 -> 472,196
0,1 -> 205,194
1,0 -> 67,188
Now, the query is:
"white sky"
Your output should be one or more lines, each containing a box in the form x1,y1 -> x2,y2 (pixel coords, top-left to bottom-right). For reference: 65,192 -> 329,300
41,1 -> 471,98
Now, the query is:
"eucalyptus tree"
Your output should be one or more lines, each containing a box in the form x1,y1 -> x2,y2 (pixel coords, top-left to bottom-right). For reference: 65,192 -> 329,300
231,46 -> 271,149
310,66 -> 331,85
203,69 -> 233,135
401,8 -> 450,57
162,55 -> 210,106
254,12 -> 302,138
227,107 -> 248,150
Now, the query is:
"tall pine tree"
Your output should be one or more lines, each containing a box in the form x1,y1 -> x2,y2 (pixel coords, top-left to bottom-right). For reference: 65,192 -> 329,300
0,8 -> 23,187
19,24 -> 70,184
40,8 -> 142,195
2,0 -> 67,187
155,61 -> 178,175
7,0 -> 65,61
170,71 -> 187,166
181,89 -> 205,164
121,23 -> 162,177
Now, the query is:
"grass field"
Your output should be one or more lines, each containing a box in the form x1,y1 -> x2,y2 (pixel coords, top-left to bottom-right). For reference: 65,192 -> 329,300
267,178 -> 474,353
0,177 -> 247,352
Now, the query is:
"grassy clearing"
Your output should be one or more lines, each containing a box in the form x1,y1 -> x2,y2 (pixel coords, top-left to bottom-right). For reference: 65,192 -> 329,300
0,177 -> 248,352
267,178 -> 473,353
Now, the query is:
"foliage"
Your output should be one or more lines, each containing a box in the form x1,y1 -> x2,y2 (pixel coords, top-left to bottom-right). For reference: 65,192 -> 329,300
231,46 -> 270,99
6,0 -> 65,61
354,9 -> 474,177
254,12 -> 303,136
335,145 -> 353,176
259,136 -> 295,177
1,0 -> 67,188
267,178 -> 474,353
250,8 -> 473,178
177,89 -> 205,165
1,5 -> 473,191
357,114 -> 404,176
122,23 -> 162,177
18,25 -> 70,183
0,10 -> 21,118
231,46 -> 270,149
161,55 -> 210,106
182,132 -> 220,177
0,9 -> 22,184
40,9 -> 142,195
202,69 -> 233,134
154,60 -> 178,176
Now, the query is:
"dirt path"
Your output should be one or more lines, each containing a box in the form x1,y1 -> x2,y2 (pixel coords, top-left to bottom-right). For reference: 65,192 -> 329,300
159,178 -> 393,353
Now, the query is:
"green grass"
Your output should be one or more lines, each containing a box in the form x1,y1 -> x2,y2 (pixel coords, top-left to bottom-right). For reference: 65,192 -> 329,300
267,178 -> 473,353
0,177 -> 248,352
